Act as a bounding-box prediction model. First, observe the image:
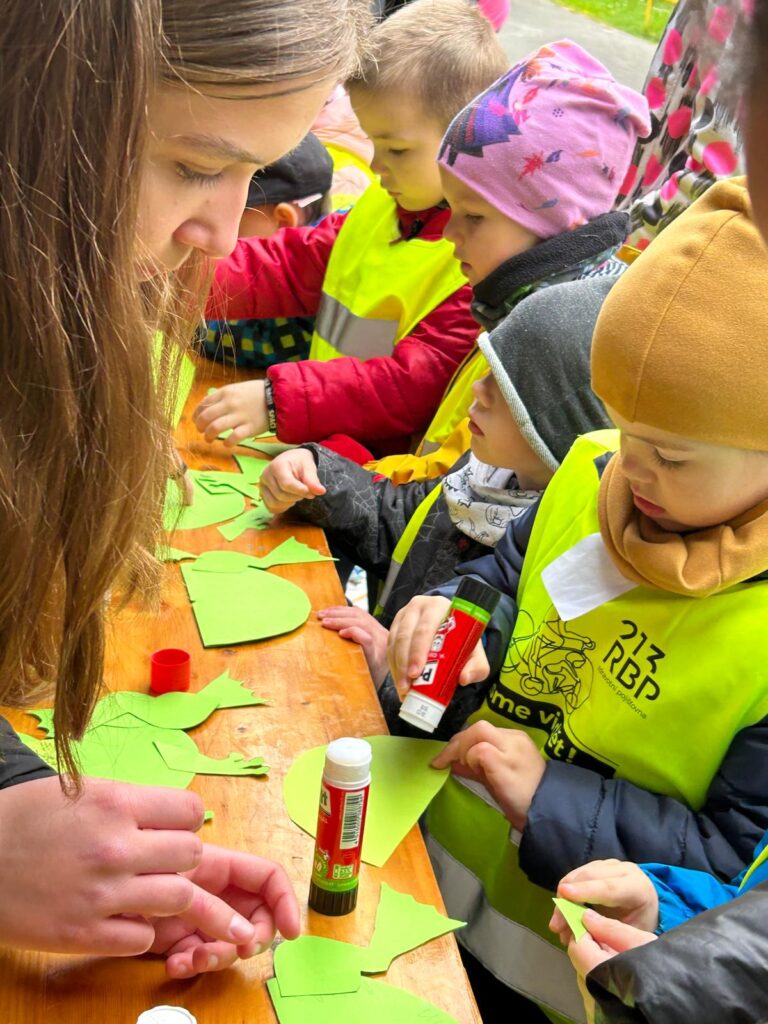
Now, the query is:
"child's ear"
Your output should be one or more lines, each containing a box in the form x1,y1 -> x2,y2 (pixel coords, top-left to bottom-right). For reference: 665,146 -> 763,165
274,202 -> 301,229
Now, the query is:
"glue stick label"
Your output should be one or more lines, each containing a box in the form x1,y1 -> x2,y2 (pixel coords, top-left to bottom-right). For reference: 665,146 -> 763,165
311,780 -> 369,893
411,601 -> 489,707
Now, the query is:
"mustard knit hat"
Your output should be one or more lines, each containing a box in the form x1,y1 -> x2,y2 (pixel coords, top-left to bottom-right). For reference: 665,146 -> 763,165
592,178 -> 768,451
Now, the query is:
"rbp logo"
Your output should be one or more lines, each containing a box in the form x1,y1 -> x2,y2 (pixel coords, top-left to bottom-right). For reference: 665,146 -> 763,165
602,619 -> 665,701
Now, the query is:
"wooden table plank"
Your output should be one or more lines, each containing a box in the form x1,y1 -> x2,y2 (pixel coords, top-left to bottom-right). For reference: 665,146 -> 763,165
0,357 -> 481,1024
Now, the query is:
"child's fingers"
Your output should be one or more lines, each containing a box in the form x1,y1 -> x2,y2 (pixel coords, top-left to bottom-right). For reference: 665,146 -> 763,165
431,721 -> 499,769
457,643 -> 490,685
338,626 -> 374,647
581,910 -> 657,952
548,908 -> 573,946
387,596 -> 451,685
558,860 -> 627,887
559,877 -> 640,909
318,607 -> 377,629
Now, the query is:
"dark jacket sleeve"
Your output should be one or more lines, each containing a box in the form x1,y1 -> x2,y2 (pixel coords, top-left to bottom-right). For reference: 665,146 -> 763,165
293,444 -> 439,581
0,717 -> 56,788
588,882 -> 768,1024
430,499 -> 541,675
520,715 -> 768,891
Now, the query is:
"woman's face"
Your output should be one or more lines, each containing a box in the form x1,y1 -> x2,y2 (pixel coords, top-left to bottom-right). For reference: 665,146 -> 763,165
137,77 -> 333,277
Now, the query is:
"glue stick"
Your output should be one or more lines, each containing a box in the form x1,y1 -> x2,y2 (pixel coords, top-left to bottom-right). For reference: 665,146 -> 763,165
399,577 -> 501,734
308,737 -> 371,916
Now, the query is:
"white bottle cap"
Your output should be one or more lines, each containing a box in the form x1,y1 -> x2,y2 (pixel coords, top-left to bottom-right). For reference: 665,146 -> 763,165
324,737 -> 372,786
399,692 -> 444,733
135,1008 -> 197,1024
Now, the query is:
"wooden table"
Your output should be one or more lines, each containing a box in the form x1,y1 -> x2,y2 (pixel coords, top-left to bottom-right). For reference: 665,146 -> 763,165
0,358 -> 481,1024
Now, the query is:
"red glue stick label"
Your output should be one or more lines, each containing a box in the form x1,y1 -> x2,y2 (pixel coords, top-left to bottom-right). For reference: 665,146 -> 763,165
311,780 -> 369,893
411,606 -> 487,710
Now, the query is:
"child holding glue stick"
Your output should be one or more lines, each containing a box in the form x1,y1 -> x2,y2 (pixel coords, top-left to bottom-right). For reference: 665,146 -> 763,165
387,178 -> 768,1021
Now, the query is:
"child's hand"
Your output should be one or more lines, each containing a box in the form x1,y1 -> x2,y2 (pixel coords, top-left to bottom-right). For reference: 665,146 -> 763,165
550,860 -> 660,939
192,381 -> 268,445
387,595 -> 490,690
431,721 -> 545,831
318,606 -> 390,686
565,910 -> 658,1024
259,449 -> 326,514
150,843 -> 300,978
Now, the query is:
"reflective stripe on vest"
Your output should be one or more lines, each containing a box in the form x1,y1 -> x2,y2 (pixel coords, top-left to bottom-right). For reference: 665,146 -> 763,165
374,483 -> 443,615
309,181 -> 466,363
426,430 -> 768,1017
417,347 -> 488,455
739,834 -> 768,893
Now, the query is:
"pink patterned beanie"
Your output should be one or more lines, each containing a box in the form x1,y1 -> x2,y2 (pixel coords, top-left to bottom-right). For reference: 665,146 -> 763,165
438,40 -> 651,239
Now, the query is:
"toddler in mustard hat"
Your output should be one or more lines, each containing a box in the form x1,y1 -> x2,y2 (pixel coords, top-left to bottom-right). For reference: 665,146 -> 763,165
385,177 -> 768,1019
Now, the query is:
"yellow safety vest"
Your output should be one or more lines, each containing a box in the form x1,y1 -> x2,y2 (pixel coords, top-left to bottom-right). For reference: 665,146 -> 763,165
427,430 -> 768,1021
367,346 -> 487,484
323,142 -> 376,211
310,182 -> 466,364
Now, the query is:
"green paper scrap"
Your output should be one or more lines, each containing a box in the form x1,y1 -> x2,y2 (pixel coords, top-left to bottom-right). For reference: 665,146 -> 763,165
189,549 -> 255,574
204,810 -> 215,823
195,471 -> 261,502
274,936 -> 362,998
21,673 -> 268,789
217,506 -> 272,540
283,736 -> 450,867
552,897 -> 588,942
164,471 -> 245,532
181,557 -> 311,647
233,453 -> 270,483
251,537 -> 335,570
154,740 -> 269,777
238,438 -> 296,456
156,545 -> 197,562
153,334 -> 196,428
267,976 -> 458,1024
362,884 -> 465,974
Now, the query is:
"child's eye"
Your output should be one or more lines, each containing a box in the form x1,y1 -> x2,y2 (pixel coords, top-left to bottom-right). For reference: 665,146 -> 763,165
652,449 -> 685,470
388,148 -> 407,157
175,163 -> 224,187
466,214 -> 484,224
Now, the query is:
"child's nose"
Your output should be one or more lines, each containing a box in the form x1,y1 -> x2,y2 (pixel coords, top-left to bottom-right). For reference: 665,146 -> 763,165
471,375 -> 492,405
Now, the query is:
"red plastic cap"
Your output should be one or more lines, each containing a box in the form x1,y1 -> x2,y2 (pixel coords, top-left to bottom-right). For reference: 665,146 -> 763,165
150,648 -> 191,695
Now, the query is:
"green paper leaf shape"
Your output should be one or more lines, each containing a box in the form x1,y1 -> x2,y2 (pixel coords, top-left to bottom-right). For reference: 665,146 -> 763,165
362,883 -> 465,974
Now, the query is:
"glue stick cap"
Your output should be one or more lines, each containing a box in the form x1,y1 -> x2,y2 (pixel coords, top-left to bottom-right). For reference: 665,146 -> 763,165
454,575 -> 501,615
323,737 -> 372,788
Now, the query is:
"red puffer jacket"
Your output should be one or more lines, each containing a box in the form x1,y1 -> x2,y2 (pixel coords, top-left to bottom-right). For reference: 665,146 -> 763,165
207,205 -> 476,460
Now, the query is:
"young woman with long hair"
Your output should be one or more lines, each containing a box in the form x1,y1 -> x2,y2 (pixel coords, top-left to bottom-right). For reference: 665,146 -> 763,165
0,0 -> 369,977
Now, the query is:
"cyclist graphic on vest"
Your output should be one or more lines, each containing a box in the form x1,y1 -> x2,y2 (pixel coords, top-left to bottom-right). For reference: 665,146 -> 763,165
505,608 -> 595,712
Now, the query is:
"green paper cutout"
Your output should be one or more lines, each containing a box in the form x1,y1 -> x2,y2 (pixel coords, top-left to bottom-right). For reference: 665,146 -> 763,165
238,438 -> 296,456
189,550 -> 255,574
114,672 -> 266,729
164,471 -> 245,532
362,884 -> 464,974
274,936 -> 362,998
233,453 -> 270,483
283,736 -> 450,867
251,537 -> 335,570
181,557 -> 311,647
156,545 -> 197,562
204,810 -> 214,823
217,506 -> 272,540
195,472 -> 261,502
267,977 -> 458,1024
552,897 -> 588,942
21,673 -> 267,789
154,740 -> 269,777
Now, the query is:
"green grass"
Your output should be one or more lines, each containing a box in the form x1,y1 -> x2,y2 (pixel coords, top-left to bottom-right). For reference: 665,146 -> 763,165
551,0 -> 670,42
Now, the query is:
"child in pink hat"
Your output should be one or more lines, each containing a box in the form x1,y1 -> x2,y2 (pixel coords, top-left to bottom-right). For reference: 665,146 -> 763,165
439,40 -> 651,240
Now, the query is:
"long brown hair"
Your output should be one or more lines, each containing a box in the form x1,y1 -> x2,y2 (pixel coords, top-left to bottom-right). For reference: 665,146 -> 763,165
0,0 -> 370,779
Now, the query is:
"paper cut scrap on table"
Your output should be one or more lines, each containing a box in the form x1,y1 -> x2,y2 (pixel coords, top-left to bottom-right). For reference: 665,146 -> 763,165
218,507 -> 272,540
267,976 -> 458,1024
283,735 -> 450,866
361,883 -> 464,974
237,438 -> 296,456
164,471 -> 245,532
154,740 -> 270,777
195,472 -> 262,502
156,545 -> 197,562
273,936 -> 363,997
180,554 -> 311,647
552,897 -> 588,942
233,453 -> 270,483
250,537 -> 335,570
20,672 -> 268,789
